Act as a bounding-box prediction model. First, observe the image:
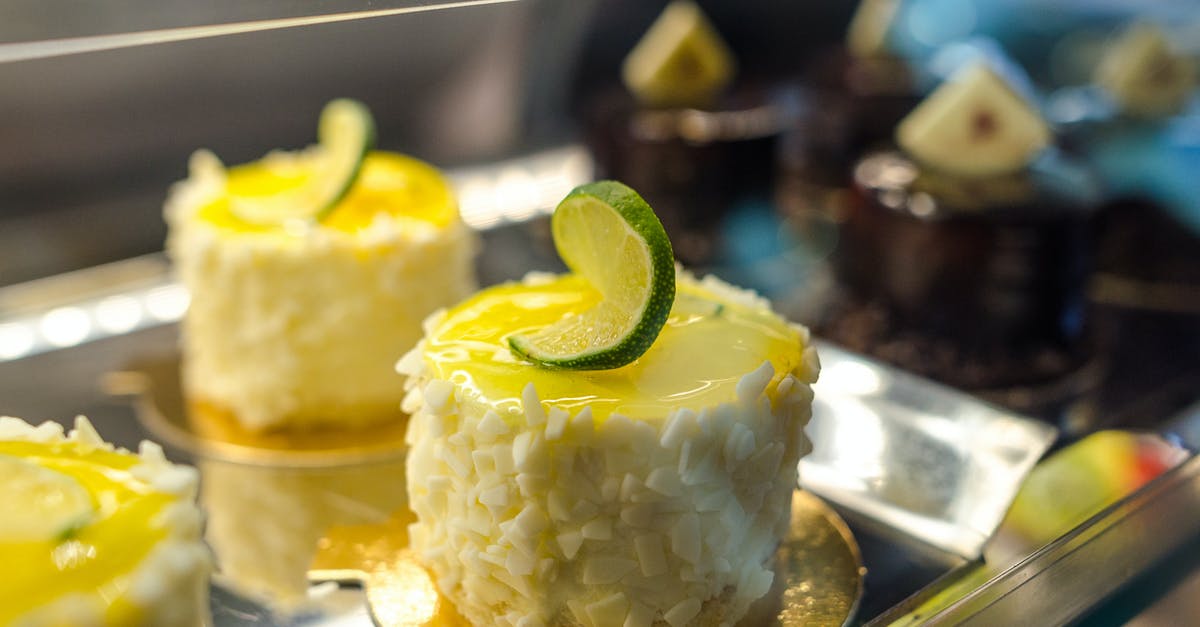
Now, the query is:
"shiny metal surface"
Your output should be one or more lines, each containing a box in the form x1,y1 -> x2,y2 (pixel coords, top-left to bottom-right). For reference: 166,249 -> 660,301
883,452 -> 1200,626
0,146 -> 589,363
800,342 -> 1058,559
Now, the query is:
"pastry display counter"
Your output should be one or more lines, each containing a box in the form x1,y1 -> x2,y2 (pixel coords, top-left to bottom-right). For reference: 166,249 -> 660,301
2,181 -> 1197,623
3,1 -> 1199,625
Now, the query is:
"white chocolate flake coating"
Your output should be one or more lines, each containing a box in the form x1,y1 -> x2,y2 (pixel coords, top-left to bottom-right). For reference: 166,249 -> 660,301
166,152 -> 478,432
402,281 -> 819,626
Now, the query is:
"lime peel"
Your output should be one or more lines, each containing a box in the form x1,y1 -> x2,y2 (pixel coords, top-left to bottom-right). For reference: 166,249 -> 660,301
228,98 -> 376,225
508,181 -> 675,370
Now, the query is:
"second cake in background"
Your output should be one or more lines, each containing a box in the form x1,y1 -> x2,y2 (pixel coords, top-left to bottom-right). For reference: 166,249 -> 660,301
166,100 -> 477,432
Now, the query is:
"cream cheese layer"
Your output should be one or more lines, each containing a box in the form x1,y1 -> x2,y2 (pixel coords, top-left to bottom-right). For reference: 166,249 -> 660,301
402,272 -> 819,627
0,417 -> 209,627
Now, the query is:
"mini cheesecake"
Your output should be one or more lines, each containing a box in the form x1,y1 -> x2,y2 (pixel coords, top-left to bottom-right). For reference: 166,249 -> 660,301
401,272 -> 819,627
166,146 -> 477,432
0,416 -> 209,626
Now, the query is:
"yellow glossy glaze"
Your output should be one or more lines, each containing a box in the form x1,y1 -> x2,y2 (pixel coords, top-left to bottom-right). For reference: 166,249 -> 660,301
0,441 -> 173,625
197,151 -> 456,234
424,275 -> 805,421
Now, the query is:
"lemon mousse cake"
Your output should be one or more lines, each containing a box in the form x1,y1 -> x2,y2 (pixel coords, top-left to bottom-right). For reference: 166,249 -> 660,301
0,416 -> 210,627
401,182 -> 819,626
166,99 -> 477,432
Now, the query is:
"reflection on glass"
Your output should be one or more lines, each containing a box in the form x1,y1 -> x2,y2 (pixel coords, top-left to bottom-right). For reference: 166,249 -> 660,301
0,0 -> 518,63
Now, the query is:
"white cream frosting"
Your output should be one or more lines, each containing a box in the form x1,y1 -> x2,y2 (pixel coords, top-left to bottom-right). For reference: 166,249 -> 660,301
165,151 -> 478,432
0,416 -> 210,627
400,279 -> 819,627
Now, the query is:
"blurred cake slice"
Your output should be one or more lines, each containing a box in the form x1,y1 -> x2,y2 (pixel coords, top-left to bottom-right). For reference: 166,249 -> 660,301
1096,22 -> 1196,119
166,100 -> 477,432
0,416 -> 209,626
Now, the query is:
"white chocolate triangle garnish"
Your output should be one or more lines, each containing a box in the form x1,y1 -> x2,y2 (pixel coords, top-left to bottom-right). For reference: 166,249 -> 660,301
1096,22 -> 1196,118
847,0 -> 900,58
897,64 -> 1050,178
621,0 -> 735,108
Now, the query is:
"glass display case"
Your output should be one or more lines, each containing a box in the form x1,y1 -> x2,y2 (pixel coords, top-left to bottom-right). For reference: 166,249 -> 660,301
3,1 -> 1198,625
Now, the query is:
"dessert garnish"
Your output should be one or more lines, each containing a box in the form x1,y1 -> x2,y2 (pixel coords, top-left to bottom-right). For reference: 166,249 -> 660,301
620,0 -> 735,108
896,63 -> 1050,178
508,180 -> 676,369
1095,22 -> 1196,119
228,98 -> 376,225
846,0 -> 900,58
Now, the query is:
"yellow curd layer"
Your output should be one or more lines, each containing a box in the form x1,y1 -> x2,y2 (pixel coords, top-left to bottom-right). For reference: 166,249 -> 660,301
424,275 -> 805,421
0,441 -> 172,625
197,151 -> 456,233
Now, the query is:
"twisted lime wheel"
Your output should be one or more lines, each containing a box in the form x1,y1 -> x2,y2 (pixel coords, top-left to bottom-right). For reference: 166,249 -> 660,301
509,181 -> 675,369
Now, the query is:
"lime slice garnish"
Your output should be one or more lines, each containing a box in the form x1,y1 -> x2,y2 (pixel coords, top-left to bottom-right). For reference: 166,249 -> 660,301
229,98 -> 376,225
509,181 -> 675,369
0,455 -> 94,542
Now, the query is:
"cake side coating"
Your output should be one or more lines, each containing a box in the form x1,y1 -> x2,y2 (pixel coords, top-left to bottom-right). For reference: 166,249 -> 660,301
166,150 -> 478,431
401,273 -> 819,627
0,416 -> 210,627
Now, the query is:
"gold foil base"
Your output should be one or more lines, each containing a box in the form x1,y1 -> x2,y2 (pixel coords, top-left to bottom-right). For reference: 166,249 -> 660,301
310,490 -> 863,627
108,354 -> 408,467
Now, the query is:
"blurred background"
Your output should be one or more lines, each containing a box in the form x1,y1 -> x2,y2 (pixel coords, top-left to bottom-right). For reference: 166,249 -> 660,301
3,0 -> 849,283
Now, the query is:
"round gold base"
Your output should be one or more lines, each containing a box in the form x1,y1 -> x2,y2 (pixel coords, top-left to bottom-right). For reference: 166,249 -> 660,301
110,354 -> 407,468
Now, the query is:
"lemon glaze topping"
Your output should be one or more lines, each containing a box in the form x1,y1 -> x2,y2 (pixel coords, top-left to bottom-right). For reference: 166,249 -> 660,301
0,417 -> 205,626
421,273 -> 806,421
196,150 -> 456,234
